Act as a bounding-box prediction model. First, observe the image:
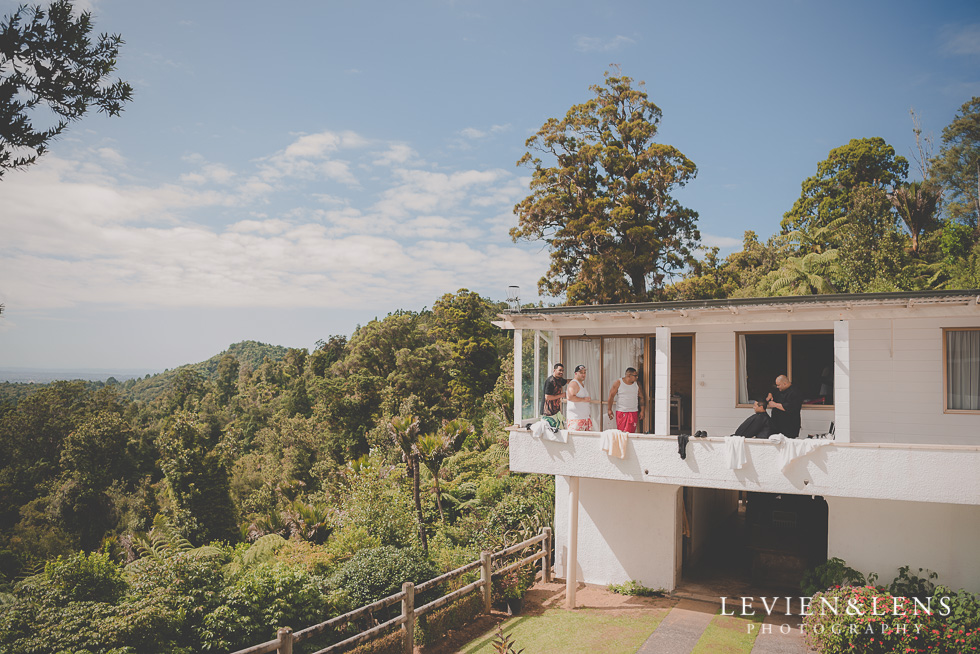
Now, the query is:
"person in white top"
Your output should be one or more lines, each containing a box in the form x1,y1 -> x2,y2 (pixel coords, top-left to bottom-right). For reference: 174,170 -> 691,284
565,364 -> 593,431
606,367 -> 644,433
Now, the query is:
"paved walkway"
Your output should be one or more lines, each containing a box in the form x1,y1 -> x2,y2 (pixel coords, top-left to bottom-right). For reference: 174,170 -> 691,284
636,598 -> 717,654
634,595 -> 812,654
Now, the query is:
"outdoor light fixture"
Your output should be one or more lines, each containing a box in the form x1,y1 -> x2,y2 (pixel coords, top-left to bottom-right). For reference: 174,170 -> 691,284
506,285 -> 521,312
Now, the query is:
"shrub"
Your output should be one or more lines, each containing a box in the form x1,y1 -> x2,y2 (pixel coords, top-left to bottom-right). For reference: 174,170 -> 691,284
329,546 -> 439,615
800,557 -> 866,596
803,584 -> 980,654
608,580 -> 666,597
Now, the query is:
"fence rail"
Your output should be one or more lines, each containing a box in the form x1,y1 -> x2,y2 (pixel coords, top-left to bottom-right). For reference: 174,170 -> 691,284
230,526 -> 552,654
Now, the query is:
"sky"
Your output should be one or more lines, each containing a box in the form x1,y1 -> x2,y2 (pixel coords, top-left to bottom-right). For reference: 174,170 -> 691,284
1,0 -> 979,372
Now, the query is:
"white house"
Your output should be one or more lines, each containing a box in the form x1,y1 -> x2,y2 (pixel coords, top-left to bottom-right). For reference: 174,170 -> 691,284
494,290 -> 980,605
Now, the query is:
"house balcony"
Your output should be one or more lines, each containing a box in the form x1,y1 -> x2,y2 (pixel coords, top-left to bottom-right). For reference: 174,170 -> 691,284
508,427 -> 980,506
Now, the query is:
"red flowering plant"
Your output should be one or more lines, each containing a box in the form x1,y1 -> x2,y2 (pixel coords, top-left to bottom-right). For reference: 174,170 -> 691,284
803,584 -> 980,654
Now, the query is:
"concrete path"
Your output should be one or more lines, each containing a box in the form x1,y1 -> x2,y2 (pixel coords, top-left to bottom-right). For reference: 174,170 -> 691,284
748,613 -> 810,654
636,598 -> 717,654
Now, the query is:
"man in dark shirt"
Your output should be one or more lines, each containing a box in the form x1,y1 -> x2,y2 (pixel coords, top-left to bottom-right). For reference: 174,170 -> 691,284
768,375 -> 803,438
542,363 -> 567,416
734,399 -> 772,438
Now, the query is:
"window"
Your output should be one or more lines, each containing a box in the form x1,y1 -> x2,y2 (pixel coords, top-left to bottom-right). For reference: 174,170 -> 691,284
945,328 -> 980,412
737,332 -> 834,407
561,336 -> 645,430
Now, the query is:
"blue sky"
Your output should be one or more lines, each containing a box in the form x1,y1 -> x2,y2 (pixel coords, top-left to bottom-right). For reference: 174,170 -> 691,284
1,0 -> 979,371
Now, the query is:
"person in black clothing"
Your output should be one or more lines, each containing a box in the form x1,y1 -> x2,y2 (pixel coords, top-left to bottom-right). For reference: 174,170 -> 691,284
734,398 -> 772,438
768,374 -> 803,438
542,363 -> 567,416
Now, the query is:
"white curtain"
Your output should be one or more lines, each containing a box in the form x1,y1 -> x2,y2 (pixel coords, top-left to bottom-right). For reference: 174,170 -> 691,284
947,330 -> 980,411
601,338 -> 644,430
564,338 -> 601,427
737,334 -> 749,405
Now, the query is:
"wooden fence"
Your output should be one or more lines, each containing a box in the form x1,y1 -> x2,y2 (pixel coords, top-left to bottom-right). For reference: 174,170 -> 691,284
230,526 -> 552,654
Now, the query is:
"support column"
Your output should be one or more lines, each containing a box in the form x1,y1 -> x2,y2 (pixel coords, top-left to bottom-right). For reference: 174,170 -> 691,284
655,327 -> 671,436
513,329 -> 522,425
565,475 -> 580,609
533,330 -> 541,419
833,320 -> 850,443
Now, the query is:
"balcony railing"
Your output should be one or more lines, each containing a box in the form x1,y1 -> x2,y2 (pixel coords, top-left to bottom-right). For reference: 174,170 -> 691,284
508,427 -> 980,506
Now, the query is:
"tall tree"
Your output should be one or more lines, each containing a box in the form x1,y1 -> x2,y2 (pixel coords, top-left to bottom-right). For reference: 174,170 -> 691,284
512,70 -> 700,304
431,289 -> 501,413
388,415 -> 427,552
931,97 -> 980,227
1,0 -> 133,176
782,137 -> 909,250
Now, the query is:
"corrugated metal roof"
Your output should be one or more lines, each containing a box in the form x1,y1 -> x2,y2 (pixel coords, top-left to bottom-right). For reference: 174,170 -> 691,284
503,289 -> 980,316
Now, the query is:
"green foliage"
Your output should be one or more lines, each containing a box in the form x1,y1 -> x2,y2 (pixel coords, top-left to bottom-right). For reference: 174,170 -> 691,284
512,69 -> 700,304
329,545 -> 438,612
782,137 -> 909,248
607,580 -> 666,597
801,557 -> 866,596
803,584 -> 980,654
931,96 -> 980,226
888,565 -> 937,600
0,0 -> 134,176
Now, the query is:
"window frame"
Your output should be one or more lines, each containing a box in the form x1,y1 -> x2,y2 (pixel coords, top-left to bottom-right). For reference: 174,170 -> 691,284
734,329 -> 835,409
942,327 -> 980,415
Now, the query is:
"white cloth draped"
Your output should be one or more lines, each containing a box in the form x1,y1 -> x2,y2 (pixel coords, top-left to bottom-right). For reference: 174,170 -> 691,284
600,429 -> 629,458
768,434 -> 830,472
726,435 -> 747,470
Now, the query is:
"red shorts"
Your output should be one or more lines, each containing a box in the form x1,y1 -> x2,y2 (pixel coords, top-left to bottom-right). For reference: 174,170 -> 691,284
616,411 -> 639,433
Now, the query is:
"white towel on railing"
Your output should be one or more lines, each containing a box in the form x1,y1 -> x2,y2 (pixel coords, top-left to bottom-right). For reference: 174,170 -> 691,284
768,434 -> 830,472
530,420 -> 568,442
726,435 -> 747,470
600,429 -> 629,458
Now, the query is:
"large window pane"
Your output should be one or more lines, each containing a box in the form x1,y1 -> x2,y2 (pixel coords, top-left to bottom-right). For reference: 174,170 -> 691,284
947,329 -> 980,411
792,333 -> 834,405
564,338 -> 601,427
742,334 -> 787,403
601,338 -> 644,430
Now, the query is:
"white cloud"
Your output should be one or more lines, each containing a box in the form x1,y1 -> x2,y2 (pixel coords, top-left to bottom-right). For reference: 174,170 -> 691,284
701,233 -> 743,249
0,137 -> 548,313
574,35 -> 635,53
942,23 -> 980,56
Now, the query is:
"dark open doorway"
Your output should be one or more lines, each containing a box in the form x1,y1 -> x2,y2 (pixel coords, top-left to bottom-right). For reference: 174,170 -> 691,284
679,487 -> 828,594
644,334 -> 694,434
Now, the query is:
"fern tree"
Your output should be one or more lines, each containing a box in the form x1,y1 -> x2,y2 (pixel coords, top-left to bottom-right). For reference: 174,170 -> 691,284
417,418 -> 474,521
389,415 -> 427,552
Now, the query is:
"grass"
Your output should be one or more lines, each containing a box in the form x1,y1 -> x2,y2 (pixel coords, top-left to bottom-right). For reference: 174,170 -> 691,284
690,609 -> 767,654
459,607 -> 669,654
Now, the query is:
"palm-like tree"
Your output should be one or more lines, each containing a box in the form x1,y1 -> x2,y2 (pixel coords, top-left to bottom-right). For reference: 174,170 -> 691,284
417,419 -> 474,521
888,181 -> 942,255
389,415 -> 427,552
760,250 -> 840,296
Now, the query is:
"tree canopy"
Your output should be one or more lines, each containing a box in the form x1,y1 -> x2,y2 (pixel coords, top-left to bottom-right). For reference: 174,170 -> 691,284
511,70 -> 700,305
931,97 -> 980,227
0,0 -> 133,176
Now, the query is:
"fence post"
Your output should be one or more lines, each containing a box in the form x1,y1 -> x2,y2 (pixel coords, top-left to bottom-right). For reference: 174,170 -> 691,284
481,550 -> 492,614
542,526 -> 552,582
276,627 -> 293,654
401,581 -> 415,654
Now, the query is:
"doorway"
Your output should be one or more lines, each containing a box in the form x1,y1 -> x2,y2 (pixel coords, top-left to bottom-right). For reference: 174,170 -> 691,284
644,334 -> 694,434
680,488 -> 829,593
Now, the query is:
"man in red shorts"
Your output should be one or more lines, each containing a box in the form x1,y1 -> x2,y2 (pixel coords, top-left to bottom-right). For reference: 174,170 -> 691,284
606,367 -> 644,433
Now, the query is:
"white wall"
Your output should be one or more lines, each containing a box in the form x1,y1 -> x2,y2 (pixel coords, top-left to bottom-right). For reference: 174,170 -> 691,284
849,317 -> 979,445
826,496 -> 980,593
550,311 -> 980,446
554,476 -> 680,590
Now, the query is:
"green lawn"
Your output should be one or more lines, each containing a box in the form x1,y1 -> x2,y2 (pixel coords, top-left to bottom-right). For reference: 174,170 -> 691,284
460,607 -> 670,654
690,609 -> 766,654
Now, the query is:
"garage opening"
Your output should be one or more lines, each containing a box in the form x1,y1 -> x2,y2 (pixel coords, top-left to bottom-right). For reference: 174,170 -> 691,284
679,487 -> 828,594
